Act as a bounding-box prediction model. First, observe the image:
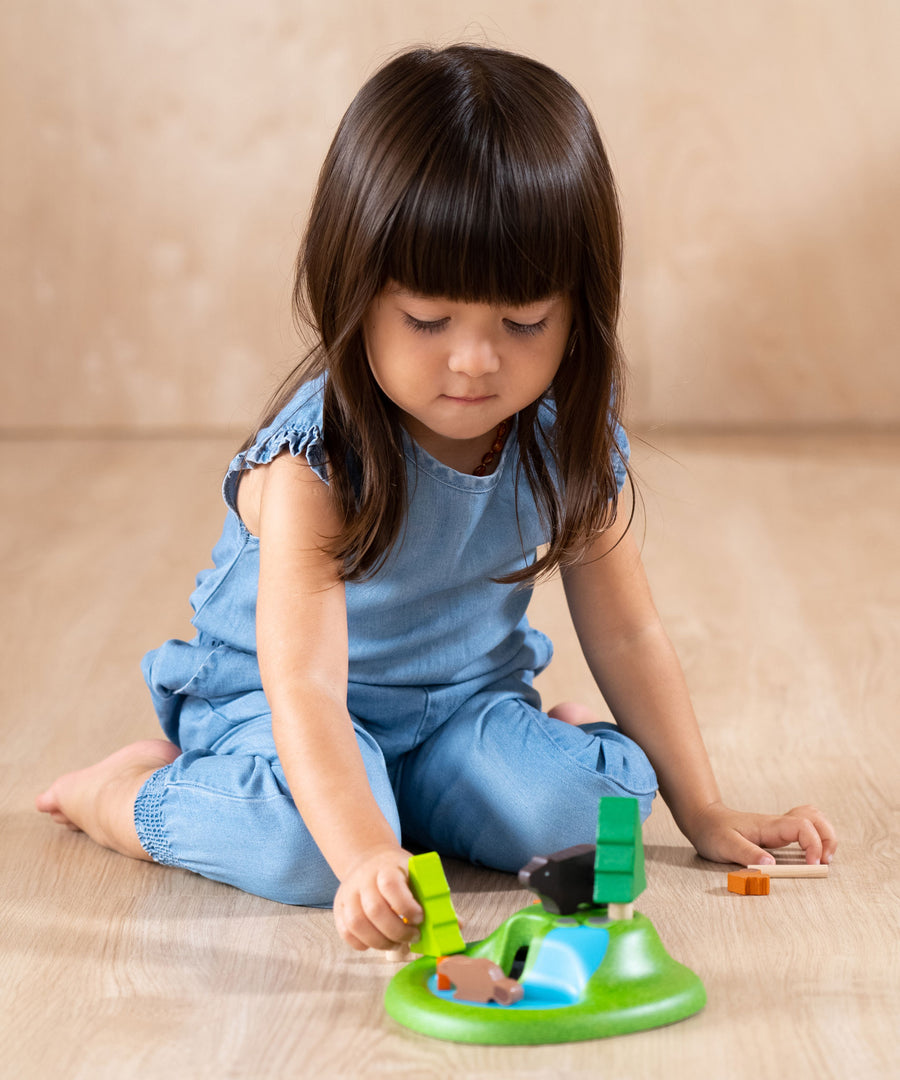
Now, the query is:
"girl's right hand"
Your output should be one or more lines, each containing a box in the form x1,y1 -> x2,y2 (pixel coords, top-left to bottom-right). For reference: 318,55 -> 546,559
333,845 -> 424,951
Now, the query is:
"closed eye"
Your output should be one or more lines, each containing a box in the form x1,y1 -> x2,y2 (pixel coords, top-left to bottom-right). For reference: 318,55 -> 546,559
402,312 -> 549,337
504,318 -> 548,337
402,313 -> 449,334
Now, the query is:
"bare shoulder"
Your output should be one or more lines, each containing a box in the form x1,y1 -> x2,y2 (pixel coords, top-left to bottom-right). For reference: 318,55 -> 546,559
236,450 -> 338,541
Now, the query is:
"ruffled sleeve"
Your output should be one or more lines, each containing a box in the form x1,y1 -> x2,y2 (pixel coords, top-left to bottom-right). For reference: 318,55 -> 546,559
610,420 -> 630,493
222,375 -> 330,516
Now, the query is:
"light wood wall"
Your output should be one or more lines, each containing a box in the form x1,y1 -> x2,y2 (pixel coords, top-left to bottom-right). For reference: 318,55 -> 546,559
3,1 -> 898,434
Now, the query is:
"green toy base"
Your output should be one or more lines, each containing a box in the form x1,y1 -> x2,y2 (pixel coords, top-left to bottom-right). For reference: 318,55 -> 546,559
385,904 -> 705,1045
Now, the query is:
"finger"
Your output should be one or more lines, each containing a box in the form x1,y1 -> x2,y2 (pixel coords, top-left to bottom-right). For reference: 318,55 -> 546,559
338,884 -> 402,950
794,817 -> 824,864
756,813 -> 824,862
768,810 -> 823,862
787,806 -> 838,864
820,823 -> 838,863
333,906 -> 369,952
337,895 -> 396,951
377,869 -> 424,937
360,882 -> 415,947
348,910 -> 396,950
341,928 -> 370,952
753,815 -> 801,850
724,830 -> 776,868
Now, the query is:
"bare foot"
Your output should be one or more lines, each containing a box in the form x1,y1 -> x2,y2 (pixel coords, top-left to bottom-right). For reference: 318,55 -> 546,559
548,701 -> 601,727
36,739 -> 180,861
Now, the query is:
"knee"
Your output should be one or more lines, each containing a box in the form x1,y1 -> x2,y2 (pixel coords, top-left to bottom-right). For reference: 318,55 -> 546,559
515,720 -> 657,849
591,725 -> 658,820
474,749 -> 657,875
398,706 -> 657,876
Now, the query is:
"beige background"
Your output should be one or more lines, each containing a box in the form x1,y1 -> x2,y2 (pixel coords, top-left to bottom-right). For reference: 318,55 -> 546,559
2,0 -> 899,435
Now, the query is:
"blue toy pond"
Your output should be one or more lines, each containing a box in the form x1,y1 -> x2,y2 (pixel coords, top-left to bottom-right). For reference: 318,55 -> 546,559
385,904 -> 706,1044
427,925 -> 610,1009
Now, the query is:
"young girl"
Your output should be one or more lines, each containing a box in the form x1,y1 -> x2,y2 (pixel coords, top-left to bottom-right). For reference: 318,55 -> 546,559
38,43 -> 836,951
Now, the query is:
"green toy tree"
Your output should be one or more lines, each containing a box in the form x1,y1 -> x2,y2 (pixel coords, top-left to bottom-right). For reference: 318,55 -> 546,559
407,851 -> 466,956
592,797 -> 646,905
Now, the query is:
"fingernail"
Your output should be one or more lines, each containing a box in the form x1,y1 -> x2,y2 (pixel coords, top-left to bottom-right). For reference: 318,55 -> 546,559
757,855 -> 776,865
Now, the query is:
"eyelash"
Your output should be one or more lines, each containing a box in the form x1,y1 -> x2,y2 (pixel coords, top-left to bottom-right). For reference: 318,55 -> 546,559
402,314 -> 548,337
507,318 -> 548,338
403,314 -> 448,335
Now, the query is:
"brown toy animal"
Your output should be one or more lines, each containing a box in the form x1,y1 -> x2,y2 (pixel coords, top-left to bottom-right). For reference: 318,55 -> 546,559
436,955 -> 524,1006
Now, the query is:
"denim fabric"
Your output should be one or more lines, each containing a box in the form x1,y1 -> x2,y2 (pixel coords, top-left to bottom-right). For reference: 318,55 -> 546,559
136,376 -> 656,905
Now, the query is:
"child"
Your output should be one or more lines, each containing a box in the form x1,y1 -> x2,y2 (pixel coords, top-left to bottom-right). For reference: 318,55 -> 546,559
38,44 -> 836,951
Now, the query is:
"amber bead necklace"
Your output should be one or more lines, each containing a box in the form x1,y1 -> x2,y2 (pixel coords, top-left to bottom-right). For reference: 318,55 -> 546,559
473,419 -> 511,476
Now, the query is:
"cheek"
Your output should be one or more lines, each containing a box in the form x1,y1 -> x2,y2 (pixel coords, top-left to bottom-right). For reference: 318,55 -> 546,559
367,348 -> 424,407
389,342 -> 437,385
528,343 -> 566,384
363,338 -> 393,397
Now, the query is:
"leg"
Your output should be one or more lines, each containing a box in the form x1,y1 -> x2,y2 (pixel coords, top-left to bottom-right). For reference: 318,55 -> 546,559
137,712 -> 401,906
40,707 -> 401,907
394,684 -> 657,874
36,739 -> 181,860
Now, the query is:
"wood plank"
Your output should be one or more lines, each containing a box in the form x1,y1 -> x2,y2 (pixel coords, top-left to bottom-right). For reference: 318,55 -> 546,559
2,433 -> 898,1079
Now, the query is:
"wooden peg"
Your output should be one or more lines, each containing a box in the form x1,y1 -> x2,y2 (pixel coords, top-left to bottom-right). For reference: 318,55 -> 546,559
746,864 -> 829,878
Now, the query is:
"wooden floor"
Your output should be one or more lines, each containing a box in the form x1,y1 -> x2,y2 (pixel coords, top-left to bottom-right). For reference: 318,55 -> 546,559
2,432 -> 898,1079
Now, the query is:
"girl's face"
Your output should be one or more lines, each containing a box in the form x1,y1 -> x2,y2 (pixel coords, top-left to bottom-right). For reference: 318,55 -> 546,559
362,283 -> 573,471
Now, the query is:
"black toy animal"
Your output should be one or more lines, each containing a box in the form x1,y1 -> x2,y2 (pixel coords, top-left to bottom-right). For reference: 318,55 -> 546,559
518,843 -> 596,915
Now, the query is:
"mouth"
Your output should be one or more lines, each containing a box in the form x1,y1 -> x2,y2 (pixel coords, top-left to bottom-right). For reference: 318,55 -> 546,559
442,394 -> 495,405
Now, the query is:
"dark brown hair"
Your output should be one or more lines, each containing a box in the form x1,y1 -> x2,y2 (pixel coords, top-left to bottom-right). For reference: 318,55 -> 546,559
246,43 -> 629,583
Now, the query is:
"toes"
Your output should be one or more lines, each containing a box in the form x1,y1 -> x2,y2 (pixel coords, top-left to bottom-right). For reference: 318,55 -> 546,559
35,788 -> 58,813
36,785 -> 80,829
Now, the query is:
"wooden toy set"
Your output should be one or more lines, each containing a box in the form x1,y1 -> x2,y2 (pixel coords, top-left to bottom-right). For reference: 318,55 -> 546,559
384,796 -> 707,1044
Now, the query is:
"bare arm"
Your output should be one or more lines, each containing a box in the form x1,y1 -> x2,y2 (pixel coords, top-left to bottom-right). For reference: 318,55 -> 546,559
254,451 -> 422,947
561,501 -> 837,866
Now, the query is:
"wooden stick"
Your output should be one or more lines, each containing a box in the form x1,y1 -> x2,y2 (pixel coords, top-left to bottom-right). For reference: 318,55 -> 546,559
746,864 -> 829,877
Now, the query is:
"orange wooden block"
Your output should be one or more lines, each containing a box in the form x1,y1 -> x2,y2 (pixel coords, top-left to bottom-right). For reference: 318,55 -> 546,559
728,869 -> 770,895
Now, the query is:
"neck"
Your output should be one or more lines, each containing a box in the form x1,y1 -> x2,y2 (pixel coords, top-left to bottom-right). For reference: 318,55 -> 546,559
403,419 -> 512,475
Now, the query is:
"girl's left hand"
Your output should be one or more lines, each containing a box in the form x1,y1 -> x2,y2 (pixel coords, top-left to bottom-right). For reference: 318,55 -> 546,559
686,801 -> 838,866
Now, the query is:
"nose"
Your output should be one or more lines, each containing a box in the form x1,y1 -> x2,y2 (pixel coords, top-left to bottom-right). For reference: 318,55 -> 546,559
447,336 -> 500,378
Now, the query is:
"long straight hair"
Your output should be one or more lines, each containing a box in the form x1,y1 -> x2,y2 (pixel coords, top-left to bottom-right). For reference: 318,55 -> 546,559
245,44 -> 629,583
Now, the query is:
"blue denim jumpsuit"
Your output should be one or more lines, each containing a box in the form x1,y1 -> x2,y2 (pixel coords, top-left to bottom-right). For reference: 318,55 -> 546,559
136,375 -> 656,905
